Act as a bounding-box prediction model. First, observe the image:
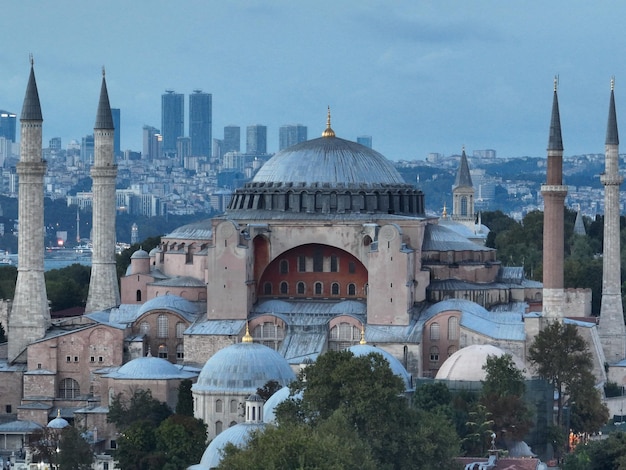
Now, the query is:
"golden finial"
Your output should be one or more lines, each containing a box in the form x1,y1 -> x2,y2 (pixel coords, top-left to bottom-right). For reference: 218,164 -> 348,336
611,76 -> 615,91
29,53 -> 34,67
360,326 -> 366,345
442,203 -> 448,218
322,105 -> 335,138
242,322 -> 253,343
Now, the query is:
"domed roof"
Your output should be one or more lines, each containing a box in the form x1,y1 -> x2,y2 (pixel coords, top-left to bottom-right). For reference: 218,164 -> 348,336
193,422 -> 266,470
252,136 -> 405,189
107,356 -> 197,380
136,294 -> 201,321
194,342 -> 296,393
47,410 -> 69,429
435,344 -> 527,381
263,386 -> 304,424
347,344 -> 413,391
131,249 -> 149,259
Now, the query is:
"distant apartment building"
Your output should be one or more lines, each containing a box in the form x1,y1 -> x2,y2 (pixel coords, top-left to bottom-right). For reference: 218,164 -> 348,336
279,124 -> 307,150
0,110 -> 17,142
246,124 -> 267,154
70,189 -> 163,217
473,149 -> 497,159
142,126 -> 162,160
80,134 -> 94,164
177,136 -> 191,161
161,90 -> 184,154
189,90 -> 212,157
357,135 -> 372,149
223,125 -> 240,156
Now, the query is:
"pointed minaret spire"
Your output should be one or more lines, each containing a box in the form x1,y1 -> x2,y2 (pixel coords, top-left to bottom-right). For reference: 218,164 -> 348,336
541,77 -> 568,322
21,57 -> 43,122
451,147 -> 475,227
453,147 -> 473,189
598,77 -> 625,362
85,69 -> 120,313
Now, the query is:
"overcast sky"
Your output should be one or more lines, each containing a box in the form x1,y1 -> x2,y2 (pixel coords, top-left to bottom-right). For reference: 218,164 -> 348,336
1,1 -> 624,160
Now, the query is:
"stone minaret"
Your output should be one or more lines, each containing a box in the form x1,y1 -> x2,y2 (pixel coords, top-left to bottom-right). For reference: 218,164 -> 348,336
598,79 -> 626,363
541,78 -> 568,322
85,70 -> 120,312
8,60 -> 50,363
451,147 -> 475,228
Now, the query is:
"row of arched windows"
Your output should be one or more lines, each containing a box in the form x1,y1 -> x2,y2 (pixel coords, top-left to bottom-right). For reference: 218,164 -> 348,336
263,281 -> 362,297
429,345 -> 457,362
157,343 -> 184,360
139,317 -> 186,339
429,317 -> 459,341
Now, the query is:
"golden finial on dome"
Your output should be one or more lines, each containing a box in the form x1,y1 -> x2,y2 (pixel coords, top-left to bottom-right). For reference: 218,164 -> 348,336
242,322 -> 253,343
360,326 -> 366,345
322,105 -> 335,138
442,203 -> 448,218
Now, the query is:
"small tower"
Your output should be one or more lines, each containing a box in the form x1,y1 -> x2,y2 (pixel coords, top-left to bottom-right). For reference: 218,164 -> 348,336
8,58 -> 50,362
451,147 -> 475,228
598,78 -> 626,362
85,69 -> 120,312
541,77 -> 568,322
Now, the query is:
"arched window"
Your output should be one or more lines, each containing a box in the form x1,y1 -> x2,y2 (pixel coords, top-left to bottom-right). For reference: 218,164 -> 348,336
157,314 -> 168,338
331,283 -> 340,295
461,196 -> 468,216
330,255 -> 338,272
215,399 -> 223,413
429,346 -> 439,362
59,378 -> 80,399
158,344 -> 168,359
264,282 -> 272,295
176,343 -> 184,360
448,317 -> 459,341
140,321 -> 150,335
252,322 -> 285,350
215,421 -> 223,435
348,283 -> 356,296
279,259 -> 289,274
329,323 -> 360,351
297,282 -> 305,294
430,322 -> 440,341
176,322 -> 186,339
280,281 -> 288,294
314,282 -> 323,295
136,290 -> 142,302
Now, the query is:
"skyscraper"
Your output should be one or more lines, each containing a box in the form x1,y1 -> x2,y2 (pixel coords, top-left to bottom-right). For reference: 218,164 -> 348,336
86,69 -> 120,312
246,124 -> 267,154
142,125 -> 161,160
279,124 -> 307,150
111,108 -> 121,157
161,90 -> 184,154
189,90 -> 212,157
223,125 -> 240,155
0,110 -> 17,142
9,60 -> 50,362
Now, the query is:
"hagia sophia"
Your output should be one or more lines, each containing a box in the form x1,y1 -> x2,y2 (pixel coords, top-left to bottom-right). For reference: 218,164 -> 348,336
0,63 -> 625,468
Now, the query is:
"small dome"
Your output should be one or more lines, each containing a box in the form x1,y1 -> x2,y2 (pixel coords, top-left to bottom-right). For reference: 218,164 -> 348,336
263,386 -> 303,424
131,249 -> 149,259
194,342 -> 295,393
149,247 -> 159,256
194,422 -> 266,469
435,344 -> 527,381
47,410 -> 69,429
347,344 -> 413,391
109,356 -> 196,380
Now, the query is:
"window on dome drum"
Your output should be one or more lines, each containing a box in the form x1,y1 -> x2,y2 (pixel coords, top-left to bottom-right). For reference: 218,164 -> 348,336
158,344 -> 168,359
253,322 -> 285,351
331,282 -> 340,295
330,254 -> 338,272
136,290 -> 141,302
429,346 -> 439,362
448,317 -> 459,340
140,321 -> 150,335
176,343 -> 184,360
176,322 -> 185,339
215,421 -> 223,435
280,259 -> 289,274
264,282 -> 272,295
215,400 -> 223,413
157,314 -> 168,338
280,281 -> 288,294
315,282 -> 323,295
329,323 -> 360,351
348,283 -> 356,296
59,378 -> 80,399
230,400 -> 238,413
297,282 -> 305,294
430,322 -> 440,341
298,255 -> 306,272
461,196 -> 468,216
313,248 -> 323,272
349,261 -> 356,274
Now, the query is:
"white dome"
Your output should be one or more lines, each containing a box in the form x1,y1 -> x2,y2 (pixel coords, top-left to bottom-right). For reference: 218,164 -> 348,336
435,344 -> 527,381
106,356 -> 196,380
195,422 -> 266,469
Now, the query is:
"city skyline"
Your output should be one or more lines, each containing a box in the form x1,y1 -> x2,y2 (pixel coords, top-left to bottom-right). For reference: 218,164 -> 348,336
1,2 -> 626,160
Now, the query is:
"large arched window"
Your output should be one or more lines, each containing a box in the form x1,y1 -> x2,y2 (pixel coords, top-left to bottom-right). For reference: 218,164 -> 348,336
176,322 -> 186,339
348,283 -> 356,296
59,378 -> 80,399
297,282 -> 305,294
329,323 -> 361,351
157,314 -> 168,338
429,346 -> 439,362
314,282 -> 323,295
280,282 -> 288,294
429,322 -> 440,341
331,283 -> 340,295
252,322 -> 285,350
215,399 -> 223,413
448,317 -> 459,341
460,196 -> 468,216
279,259 -> 289,274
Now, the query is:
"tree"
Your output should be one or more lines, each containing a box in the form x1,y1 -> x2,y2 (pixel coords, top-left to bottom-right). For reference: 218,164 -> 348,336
175,379 -> 194,416
562,431 -> 626,470
107,389 -> 172,429
56,426 -> 94,470
155,414 -> 207,470
115,419 -> 161,470
256,379 -> 282,401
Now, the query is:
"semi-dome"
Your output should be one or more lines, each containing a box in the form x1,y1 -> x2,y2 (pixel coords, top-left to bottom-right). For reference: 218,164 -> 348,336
347,344 -> 413,391
227,123 -> 424,216
106,356 -> 197,380
136,294 -> 201,321
435,344 -> 527,381
194,342 -> 295,393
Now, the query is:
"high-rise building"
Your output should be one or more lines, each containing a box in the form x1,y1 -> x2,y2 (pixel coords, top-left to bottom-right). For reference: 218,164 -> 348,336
246,124 -> 267,154
189,90 -> 212,157
81,134 -> 94,164
223,125 -> 240,155
0,110 -> 17,142
111,108 -> 121,157
142,125 -> 161,160
357,135 -> 372,149
279,124 -> 307,150
49,137 -> 62,151
161,90 -> 184,153
177,136 -> 191,161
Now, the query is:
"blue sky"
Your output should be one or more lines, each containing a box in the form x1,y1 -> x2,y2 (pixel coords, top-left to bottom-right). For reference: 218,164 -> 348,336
1,1 -> 624,160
